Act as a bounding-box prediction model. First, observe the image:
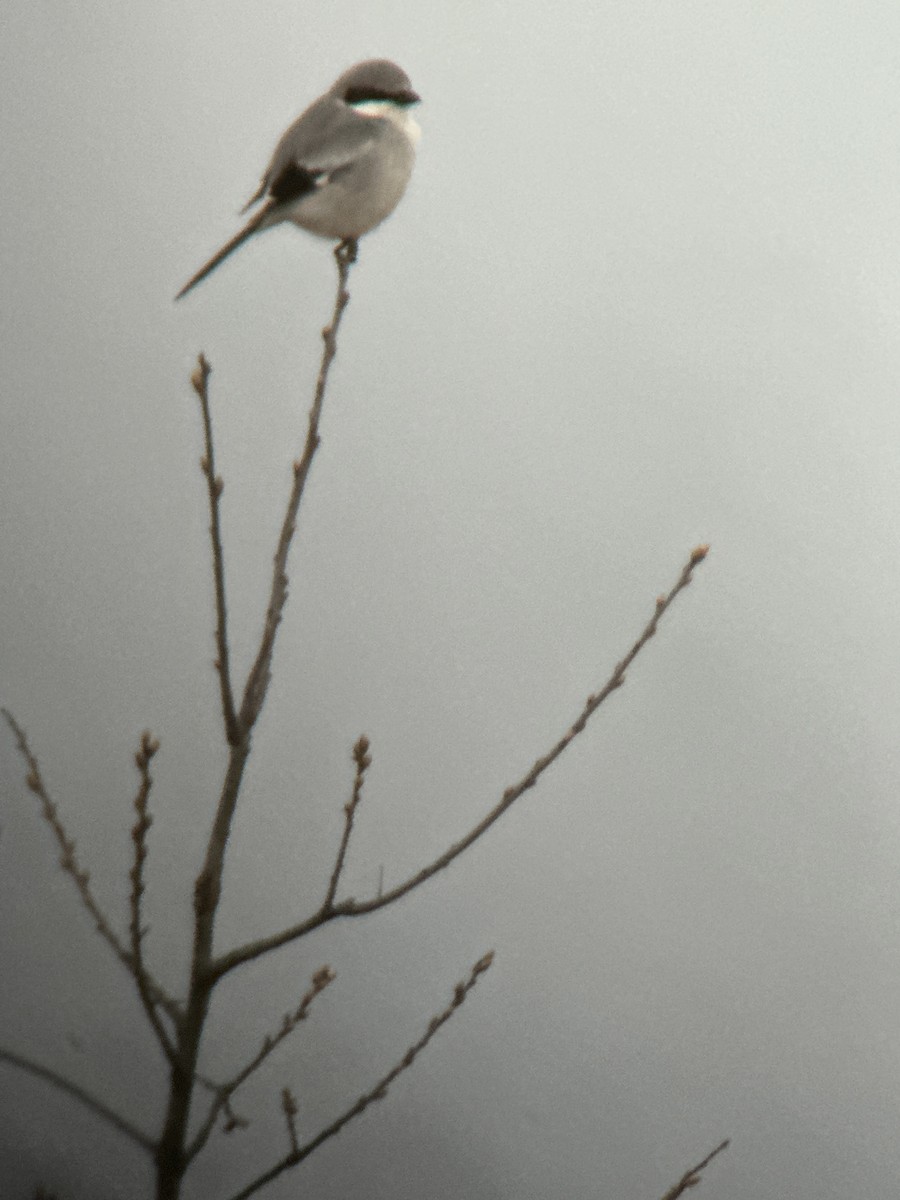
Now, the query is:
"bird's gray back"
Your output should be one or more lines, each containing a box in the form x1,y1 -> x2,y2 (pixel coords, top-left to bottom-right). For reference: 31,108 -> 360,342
266,96 -> 378,182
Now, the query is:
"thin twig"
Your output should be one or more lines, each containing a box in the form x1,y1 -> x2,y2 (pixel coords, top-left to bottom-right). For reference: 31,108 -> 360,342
222,951 -> 494,1200
323,735 -> 371,910
0,1045 -> 154,1154
192,243 -> 357,958
238,239 -> 356,732
660,1138 -> 730,1200
191,353 -> 240,745
186,965 -> 336,1162
281,1087 -> 300,1156
1,709 -> 182,1026
128,730 -> 177,1062
211,546 -> 709,981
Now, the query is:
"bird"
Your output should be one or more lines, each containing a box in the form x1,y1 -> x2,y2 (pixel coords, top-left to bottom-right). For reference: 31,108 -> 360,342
176,59 -> 420,299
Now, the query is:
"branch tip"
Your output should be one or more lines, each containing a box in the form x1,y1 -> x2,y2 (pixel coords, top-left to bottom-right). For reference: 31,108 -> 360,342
213,546 -> 707,978
186,962 -> 338,1163
128,728 -> 179,1063
191,353 -> 212,397
660,1138 -> 730,1200
473,950 -> 495,974
222,951 -> 491,1200
135,731 -> 160,769
281,1087 -> 300,1156
312,964 -> 336,991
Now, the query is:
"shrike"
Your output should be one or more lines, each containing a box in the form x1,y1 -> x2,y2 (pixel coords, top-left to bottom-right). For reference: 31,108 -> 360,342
176,59 -> 420,299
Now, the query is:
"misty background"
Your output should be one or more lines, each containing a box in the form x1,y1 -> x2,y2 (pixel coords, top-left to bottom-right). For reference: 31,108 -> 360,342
2,1 -> 900,1197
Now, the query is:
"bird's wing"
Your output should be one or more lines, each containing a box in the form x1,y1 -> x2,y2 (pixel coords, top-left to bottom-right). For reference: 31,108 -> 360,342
242,97 -> 378,212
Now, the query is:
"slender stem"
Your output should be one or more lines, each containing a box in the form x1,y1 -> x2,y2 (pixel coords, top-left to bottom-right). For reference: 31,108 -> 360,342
660,1138 -> 730,1200
191,354 -> 240,745
185,965 -> 335,1163
238,240 -> 356,731
0,1046 -> 154,1154
211,546 -> 709,981
281,1088 -> 300,1156
128,731 -> 178,1063
1,709 -> 182,1027
323,736 -> 371,910
222,952 -> 493,1200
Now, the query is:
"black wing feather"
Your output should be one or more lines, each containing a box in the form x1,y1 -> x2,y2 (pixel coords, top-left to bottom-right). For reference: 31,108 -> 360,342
267,162 -> 325,205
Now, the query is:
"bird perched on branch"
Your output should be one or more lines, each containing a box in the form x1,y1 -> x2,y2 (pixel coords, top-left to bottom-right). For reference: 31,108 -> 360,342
176,59 -> 421,299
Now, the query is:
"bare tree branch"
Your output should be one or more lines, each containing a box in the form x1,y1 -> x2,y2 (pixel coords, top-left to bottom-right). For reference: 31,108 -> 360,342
238,237 -> 357,734
660,1138 -> 730,1200
211,546 -> 709,981
128,730 -> 178,1063
222,951 -> 494,1200
191,353 -> 240,745
192,241 -> 358,969
323,735 -> 371,910
186,965 -> 336,1163
156,243 -> 359,1191
1,709 -> 182,1027
0,1045 -> 154,1153
4,210 -> 714,1200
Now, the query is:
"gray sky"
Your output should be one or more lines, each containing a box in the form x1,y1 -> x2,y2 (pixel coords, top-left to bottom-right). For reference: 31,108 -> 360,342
2,1 -> 900,1197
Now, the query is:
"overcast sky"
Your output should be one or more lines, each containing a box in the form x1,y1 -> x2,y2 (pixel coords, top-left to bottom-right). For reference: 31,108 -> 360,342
3,2 -> 900,1198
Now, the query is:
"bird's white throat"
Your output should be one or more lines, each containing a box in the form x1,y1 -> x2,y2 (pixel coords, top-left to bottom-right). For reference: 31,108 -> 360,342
350,99 -> 421,143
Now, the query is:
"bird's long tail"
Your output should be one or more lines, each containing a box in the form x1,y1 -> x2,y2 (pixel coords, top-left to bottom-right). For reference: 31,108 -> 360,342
175,206 -> 272,300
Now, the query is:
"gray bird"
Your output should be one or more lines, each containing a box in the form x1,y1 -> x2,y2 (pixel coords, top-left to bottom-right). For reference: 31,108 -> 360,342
176,59 -> 420,299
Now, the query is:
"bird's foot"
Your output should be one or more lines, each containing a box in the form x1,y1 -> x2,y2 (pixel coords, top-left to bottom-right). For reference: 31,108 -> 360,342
335,238 -> 359,265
